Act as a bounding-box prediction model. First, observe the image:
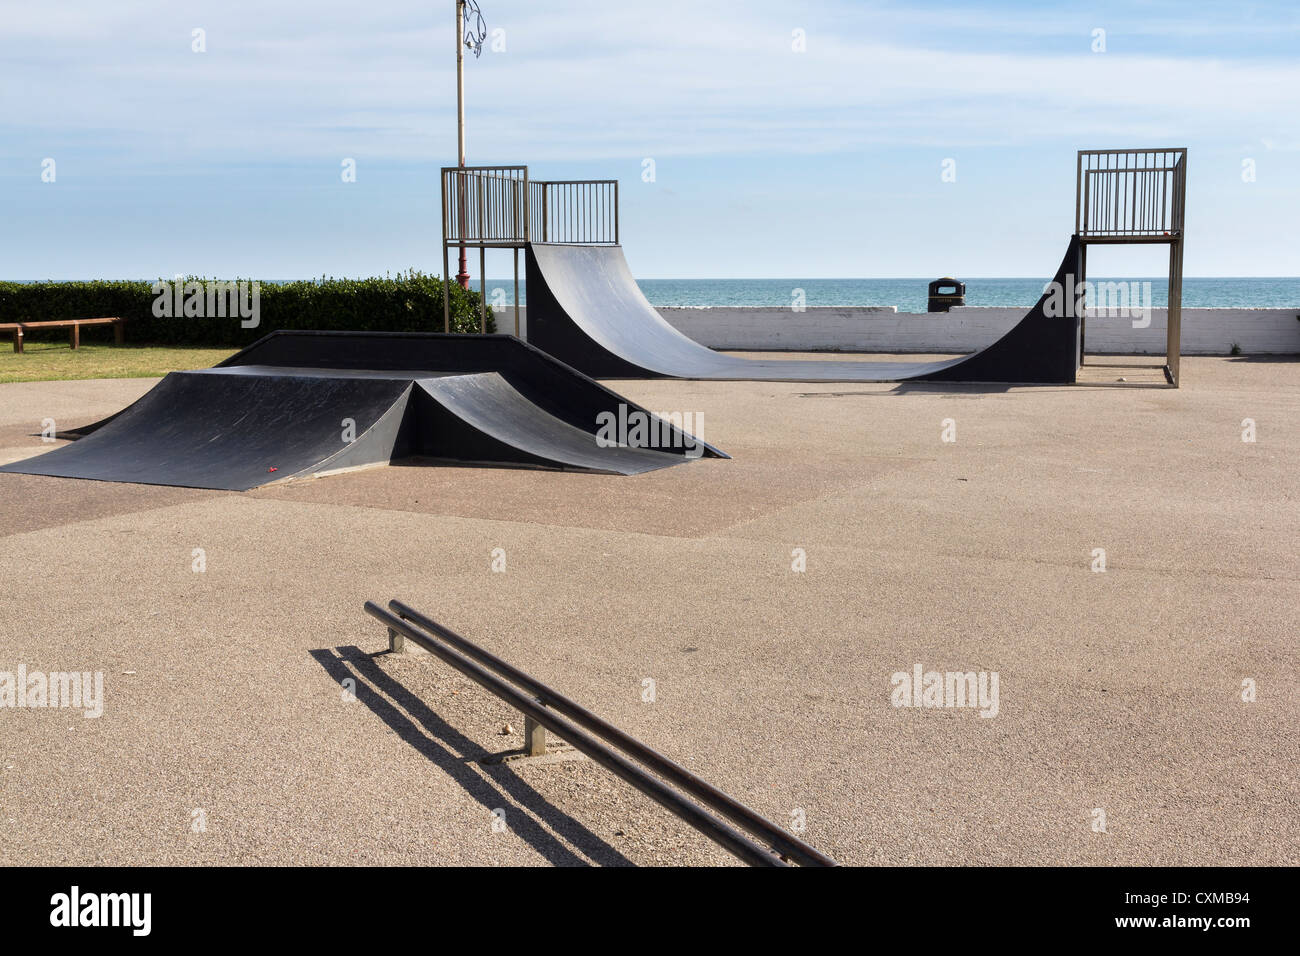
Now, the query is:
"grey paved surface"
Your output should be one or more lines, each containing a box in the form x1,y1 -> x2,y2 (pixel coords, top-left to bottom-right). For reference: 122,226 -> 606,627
1,355 -> 1296,866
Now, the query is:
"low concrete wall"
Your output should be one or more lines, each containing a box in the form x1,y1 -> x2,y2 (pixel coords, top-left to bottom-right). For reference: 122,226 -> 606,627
659,306 -> 903,352
1067,308 -> 1300,356
510,306 -> 1300,355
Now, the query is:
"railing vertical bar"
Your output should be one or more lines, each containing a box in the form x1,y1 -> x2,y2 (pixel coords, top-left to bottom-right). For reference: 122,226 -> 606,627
1138,156 -> 1149,234
1111,161 -> 1117,234
1099,166 -> 1105,233
1138,155 -> 1149,235
1128,156 -> 1135,234
1156,152 -> 1162,232
1161,164 -> 1167,234
1092,158 -> 1098,233
1153,151 -> 1160,232
1075,151 -> 1083,234
1110,161 -> 1117,233
1138,155 -> 1144,234
1123,154 -> 1133,236
1143,152 -> 1150,232
1097,164 -> 1103,233
441,171 -> 450,333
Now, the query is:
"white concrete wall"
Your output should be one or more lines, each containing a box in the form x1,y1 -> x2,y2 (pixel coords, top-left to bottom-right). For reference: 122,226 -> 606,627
1067,308 -> 1300,356
509,305 -> 1300,355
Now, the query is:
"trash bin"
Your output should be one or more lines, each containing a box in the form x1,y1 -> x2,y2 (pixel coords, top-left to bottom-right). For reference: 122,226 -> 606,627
927,278 -> 966,312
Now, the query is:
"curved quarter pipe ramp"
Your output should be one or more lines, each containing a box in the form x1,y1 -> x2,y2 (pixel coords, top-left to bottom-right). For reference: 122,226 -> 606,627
525,239 -> 1083,384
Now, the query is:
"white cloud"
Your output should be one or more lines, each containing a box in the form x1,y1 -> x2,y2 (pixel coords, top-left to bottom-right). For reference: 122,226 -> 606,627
2,0 -> 1297,167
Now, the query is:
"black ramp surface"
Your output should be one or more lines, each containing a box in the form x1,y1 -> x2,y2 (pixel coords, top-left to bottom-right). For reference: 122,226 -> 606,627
416,374 -> 691,475
217,330 -> 727,459
525,239 -> 1082,384
0,335 -> 722,489
0,371 -> 413,491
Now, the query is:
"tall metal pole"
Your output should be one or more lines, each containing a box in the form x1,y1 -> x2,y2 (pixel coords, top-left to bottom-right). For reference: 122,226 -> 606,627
455,0 -> 470,290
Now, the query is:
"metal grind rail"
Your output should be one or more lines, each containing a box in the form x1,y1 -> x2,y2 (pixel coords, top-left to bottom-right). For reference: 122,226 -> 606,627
363,599 -> 836,868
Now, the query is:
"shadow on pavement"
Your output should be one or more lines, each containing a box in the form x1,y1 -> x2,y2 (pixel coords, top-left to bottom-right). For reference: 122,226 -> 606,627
310,645 -> 635,867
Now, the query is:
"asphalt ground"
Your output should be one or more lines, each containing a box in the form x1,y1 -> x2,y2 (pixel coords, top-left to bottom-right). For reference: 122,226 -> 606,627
1,354 -> 1295,865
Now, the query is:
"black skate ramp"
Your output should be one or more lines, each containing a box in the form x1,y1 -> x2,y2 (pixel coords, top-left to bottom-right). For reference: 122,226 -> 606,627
525,239 -> 1083,384
0,332 -> 722,490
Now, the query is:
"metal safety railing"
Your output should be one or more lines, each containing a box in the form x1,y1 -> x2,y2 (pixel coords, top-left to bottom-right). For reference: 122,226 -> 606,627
440,167 -> 619,246
1076,148 -> 1187,240
440,165 -> 530,246
363,599 -> 837,867
440,165 -> 620,333
529,179 -> 619,244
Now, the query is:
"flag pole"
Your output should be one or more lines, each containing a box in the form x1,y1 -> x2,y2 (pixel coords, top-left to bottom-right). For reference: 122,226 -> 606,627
455,0 -> 470,290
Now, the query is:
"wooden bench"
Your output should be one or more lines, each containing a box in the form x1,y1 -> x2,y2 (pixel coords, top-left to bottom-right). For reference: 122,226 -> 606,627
0,317 -> 125,354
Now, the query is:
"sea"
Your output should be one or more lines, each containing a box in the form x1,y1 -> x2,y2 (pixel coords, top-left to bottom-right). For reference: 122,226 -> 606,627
474,277 -> 1300,313
9,277 -> 1297,314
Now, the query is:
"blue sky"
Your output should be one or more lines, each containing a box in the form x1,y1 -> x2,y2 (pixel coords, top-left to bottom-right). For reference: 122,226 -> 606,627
2,0 -> 1297,279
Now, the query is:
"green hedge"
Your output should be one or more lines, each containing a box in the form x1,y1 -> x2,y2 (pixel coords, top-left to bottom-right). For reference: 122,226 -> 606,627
0,272 -> 494,346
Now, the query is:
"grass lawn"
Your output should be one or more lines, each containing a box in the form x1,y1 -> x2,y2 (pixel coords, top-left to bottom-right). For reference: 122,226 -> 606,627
0,344 -> 238,383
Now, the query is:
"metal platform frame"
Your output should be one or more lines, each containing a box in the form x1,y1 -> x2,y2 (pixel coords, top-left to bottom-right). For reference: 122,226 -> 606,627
440,165 -> 618,335
1075,148 -> 1187,386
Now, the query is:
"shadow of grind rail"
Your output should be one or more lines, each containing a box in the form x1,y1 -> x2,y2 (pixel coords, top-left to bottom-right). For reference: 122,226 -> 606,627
309,645 -> 632,866
364,599 -> 837,868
